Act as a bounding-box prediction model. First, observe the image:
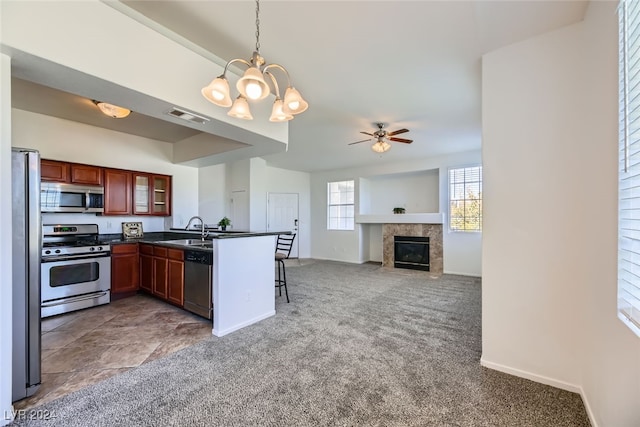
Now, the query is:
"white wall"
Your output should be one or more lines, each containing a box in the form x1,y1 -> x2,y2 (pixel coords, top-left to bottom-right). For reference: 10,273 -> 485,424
482,2 -> 640,426
365,170 -> 439,214
311,150 -> 482,275
1,53 -> 14,427
198,163 -> 226,226
11,109 -> 199,232
265,165 -> 311,259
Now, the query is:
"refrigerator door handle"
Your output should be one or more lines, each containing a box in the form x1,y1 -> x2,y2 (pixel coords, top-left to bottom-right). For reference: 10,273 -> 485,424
26,150 -> 41,391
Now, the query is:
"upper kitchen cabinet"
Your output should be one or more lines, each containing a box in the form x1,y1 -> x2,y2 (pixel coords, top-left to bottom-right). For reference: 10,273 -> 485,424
70,164 -> 103,186
41,159 -> 103,186
41,159 -> 70,183
152,175 -> 171,216
104,168 -> 132,215
133,173 -> 172,216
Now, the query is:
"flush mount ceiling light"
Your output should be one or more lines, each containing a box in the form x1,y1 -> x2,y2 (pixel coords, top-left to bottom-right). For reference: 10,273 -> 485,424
201,0 -> 308,122
92,100 -> 131,119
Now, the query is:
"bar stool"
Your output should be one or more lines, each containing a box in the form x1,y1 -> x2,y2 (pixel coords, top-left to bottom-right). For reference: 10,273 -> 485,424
275,234 -> 296,303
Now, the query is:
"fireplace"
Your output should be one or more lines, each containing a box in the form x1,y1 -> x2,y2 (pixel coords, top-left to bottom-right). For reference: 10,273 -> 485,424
394,236 -> 430,271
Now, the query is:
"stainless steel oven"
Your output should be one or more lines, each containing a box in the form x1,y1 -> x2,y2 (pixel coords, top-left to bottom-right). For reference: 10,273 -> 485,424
41,224 -> 111,318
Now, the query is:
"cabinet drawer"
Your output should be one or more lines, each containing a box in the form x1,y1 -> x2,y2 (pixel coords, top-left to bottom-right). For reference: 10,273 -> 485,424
111,243 -> 138,254
167,248 -> 184,261
153,246 -> 168,257
139,244 -> 154,255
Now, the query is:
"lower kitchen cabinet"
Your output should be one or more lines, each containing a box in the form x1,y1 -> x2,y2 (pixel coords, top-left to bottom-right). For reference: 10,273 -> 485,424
111,243 -> 139,297
153,246 -> 168,299
139,244 -> 154,293
167,249 -> 185,306
139,243 -> 184,307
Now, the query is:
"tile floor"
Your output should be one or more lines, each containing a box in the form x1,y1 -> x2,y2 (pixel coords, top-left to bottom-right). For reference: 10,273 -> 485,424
13,293 -> 212,411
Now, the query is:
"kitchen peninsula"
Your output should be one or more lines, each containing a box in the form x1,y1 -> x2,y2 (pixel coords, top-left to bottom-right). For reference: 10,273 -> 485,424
109,231 -> 284,337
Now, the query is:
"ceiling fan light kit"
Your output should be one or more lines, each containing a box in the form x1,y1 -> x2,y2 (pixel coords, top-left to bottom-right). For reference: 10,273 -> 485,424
349,122 -> 413,153
201,0 -> 308,121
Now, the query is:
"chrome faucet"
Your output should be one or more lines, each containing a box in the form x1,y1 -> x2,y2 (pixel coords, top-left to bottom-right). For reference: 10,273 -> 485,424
185,216 -> 209,241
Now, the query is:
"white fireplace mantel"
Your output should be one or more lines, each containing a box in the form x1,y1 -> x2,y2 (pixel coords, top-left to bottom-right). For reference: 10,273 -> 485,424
355,213 -> 444,224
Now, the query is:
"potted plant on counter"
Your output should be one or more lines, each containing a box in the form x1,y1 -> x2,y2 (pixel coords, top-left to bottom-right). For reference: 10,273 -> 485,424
218,216 -> 231,231
393,207 -> 406,214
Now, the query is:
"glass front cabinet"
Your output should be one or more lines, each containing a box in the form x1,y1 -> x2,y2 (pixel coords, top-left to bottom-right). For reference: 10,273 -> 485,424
132,173 -> 171,216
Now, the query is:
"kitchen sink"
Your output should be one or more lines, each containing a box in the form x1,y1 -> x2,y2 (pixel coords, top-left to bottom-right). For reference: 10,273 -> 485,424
161,239 -> 213,247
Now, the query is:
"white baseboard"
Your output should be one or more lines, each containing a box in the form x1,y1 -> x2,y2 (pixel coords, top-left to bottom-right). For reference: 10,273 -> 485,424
480,357 -> 598,427
212,310 -> 275,337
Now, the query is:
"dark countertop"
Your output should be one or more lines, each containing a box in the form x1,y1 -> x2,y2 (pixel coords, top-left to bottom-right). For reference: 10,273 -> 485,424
103,230 -> 290,252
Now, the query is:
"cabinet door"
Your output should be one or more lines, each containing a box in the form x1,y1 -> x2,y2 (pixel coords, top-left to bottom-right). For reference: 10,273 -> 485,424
133,174 -> 150,215
151,175 -> 171,216
71,164 -> 103,185
41,160 -> 70,183
104,169 -> 132,215
153,256 -> 168,299
167,249 -> 184,306
139,252 -> 154,293
111,245 -> 140,295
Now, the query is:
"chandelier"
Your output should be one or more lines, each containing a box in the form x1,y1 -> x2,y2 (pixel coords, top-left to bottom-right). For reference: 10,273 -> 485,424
201,0 -> 308,122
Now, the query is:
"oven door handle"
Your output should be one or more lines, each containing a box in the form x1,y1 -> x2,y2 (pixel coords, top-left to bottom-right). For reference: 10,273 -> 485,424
41,291 -> 109,307
42,252 -> 111,262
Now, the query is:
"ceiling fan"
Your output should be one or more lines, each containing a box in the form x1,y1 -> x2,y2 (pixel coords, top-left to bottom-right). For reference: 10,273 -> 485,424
348,122 -> 413,153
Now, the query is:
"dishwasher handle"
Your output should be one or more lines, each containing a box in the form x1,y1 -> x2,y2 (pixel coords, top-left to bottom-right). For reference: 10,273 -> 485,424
184,250 -> 213,265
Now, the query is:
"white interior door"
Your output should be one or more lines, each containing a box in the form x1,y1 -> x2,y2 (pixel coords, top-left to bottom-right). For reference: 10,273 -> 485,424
267,193 -> 299,258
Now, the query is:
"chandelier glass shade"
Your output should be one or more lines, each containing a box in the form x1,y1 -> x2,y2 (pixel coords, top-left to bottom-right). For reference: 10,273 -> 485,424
92,100 -> 130,119
201,0 -> 308,121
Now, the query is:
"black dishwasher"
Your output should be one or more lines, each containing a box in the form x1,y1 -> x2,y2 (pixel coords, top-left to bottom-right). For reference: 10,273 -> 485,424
183,250 -> 213,320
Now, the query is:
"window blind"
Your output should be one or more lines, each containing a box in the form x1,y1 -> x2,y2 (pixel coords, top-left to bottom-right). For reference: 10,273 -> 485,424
619,0 -> 640,336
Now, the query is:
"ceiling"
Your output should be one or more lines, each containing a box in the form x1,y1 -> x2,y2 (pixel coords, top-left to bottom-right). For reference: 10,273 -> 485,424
10,1 -> 588,173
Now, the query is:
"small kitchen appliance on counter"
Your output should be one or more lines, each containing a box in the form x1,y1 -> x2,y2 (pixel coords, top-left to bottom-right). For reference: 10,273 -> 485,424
122,221 -> 143,239
41,224 -> 111,318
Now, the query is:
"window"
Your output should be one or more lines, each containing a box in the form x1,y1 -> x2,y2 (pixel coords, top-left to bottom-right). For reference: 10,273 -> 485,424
618,0 -> 640,337
449,166 -> 482,232
327,180 -> 354,230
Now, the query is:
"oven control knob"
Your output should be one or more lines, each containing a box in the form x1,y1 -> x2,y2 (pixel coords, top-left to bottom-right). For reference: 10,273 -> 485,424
55,249 -> 61,254
45,250 -> 51,255
98,246 -> 103,251
90,247 -> 95,251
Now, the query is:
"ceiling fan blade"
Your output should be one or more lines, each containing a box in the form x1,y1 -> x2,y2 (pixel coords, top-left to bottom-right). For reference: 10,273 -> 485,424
360,131 -> 374,136
389,137 -> 413,143
348,138 -> 372,145
388,128 -> 409,136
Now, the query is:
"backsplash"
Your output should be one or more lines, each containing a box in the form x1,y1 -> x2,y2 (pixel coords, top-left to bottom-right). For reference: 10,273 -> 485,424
41,213 -> 168,234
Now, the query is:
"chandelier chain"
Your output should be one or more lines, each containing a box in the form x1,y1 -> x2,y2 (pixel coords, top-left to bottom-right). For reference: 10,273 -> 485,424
255,0 -> 261,53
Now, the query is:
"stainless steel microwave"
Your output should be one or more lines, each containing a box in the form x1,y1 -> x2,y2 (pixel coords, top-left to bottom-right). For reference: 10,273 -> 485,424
41,182 -> 104,213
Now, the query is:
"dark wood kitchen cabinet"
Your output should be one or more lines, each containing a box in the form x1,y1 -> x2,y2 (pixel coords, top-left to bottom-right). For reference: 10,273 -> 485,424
70,164 -> 103,185
41,160 -> 103,185
104,168 -> 132,215
132,173 -> 172,216
111,243 -> 139,298
167,248 -> 185,306
138,244 -> 184,307
139,244 -> 154,293
153,246 -> 168,299
41,159 -> 70,182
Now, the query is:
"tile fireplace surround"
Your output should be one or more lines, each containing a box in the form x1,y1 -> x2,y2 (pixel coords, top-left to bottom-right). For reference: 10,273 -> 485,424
382,223 -> 443,276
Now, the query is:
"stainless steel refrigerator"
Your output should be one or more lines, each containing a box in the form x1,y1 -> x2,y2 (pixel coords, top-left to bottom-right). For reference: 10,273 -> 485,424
11,147 -> 41,402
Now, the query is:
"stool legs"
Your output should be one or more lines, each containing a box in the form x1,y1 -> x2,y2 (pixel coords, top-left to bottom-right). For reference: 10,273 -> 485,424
275,259 -> 290,303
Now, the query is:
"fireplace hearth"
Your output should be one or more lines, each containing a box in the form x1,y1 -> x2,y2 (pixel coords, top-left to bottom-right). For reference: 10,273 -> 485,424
394,236 -> 430,271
